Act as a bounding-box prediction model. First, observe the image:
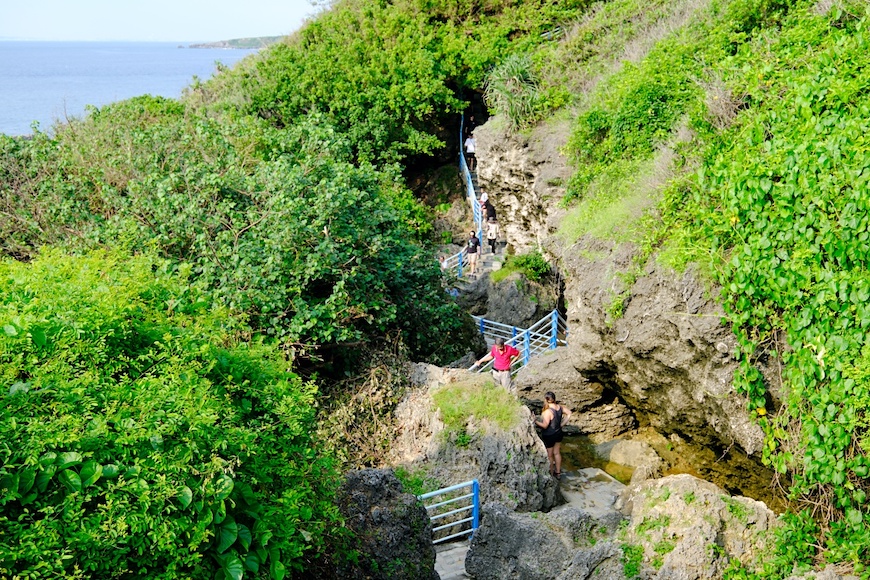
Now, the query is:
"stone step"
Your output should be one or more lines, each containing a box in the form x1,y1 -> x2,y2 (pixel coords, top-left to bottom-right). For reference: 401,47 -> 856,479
435,541 -> 471,580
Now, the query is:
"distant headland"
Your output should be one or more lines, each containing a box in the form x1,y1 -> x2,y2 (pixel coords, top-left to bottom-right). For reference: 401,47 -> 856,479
187,36 -> 283,49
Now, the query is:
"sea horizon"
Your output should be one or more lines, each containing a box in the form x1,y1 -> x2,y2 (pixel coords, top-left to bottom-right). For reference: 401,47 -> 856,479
0,41 -> 258,136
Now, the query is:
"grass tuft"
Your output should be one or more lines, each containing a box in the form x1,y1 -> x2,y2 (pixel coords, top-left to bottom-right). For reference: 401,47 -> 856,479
432,375 -> 523,435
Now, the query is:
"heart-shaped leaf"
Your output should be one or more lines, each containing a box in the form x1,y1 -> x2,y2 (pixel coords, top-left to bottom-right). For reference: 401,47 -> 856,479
57,469 -> 82,492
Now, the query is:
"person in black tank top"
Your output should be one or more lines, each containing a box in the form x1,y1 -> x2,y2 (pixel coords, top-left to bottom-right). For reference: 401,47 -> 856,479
535,391 -> 572,480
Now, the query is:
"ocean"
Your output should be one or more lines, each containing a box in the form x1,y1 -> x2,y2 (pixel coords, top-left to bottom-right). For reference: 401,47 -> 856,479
0,41 -> 259,136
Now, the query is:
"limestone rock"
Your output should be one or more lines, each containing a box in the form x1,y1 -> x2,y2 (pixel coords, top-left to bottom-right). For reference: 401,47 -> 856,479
515,349 -> 636,441
391,364 -> 561,512
465,503 -> 598,579
474,116 -> 573,255
514,349 -> 605,410
618,474 -> 778,579
484,272 -> 557,329
561,251 -> 765,458
557,543 -> 626,580
446,351 -> 478,369
476,112 -> 769,481
335,468 -> 438,580
594,439 -> 663,483
558,468 -> 626,527
786,566 -> 859,580
456,270 -> 557,330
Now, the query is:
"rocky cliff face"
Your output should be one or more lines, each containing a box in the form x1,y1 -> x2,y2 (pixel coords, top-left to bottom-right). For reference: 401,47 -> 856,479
457,270 -> 558,329
335,468 -> 438,580
464,474 -> 782,580
474,118 -> 574,255
473,115 -> 764,461
389,363 -> 561,512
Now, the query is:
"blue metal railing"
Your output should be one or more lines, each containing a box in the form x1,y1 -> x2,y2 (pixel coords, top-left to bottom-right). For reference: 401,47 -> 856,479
418,479 -> 480,544
460,116 -> 483,249
470,309 -> 568,374
439,115 -> 484,278
441,248 -> 466,277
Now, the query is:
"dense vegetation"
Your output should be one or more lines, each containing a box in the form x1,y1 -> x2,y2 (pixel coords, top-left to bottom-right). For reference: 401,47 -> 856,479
0,250 -> 339,578
4,0 -> 869,576
0,104 -> 469,365
0,1 -> 589,577
492,0 -> 870,574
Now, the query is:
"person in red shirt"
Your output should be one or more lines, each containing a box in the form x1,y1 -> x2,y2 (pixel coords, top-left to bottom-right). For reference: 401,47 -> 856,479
472,337 -> 520,391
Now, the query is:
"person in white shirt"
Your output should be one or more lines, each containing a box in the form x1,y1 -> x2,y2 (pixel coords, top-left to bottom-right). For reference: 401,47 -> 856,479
464,135 -> 476,171
486,217 -> 500,254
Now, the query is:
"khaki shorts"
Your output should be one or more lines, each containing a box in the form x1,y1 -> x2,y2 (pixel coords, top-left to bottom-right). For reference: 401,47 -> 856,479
492,369 -> 512,391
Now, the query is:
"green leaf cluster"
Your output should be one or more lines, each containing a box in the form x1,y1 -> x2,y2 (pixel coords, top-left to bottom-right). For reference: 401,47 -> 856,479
221,0 -> 591,163
1,104 -> 471,363
0,250 -> 340,578
520,0 -> 870,571
675,3 -> 870,571
491,250 -> 552,284
431,375 -> 523,437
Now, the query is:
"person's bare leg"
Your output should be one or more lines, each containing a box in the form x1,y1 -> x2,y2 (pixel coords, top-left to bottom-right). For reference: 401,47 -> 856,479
546,447 -> 556,475
553,442 -> 562,476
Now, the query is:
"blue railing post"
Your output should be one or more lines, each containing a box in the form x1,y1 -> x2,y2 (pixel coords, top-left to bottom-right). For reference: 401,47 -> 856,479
418,479 -> 480,545
471,479 -> 480,536
479,318 -> 485,335
458,255 -> 463,277
523,331 -> 531,366
550,310 -> 558,349
512,326 -> 517,339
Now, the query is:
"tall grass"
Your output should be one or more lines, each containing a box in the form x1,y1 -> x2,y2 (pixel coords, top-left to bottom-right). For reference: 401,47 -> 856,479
484,54 -> 542,132
432,376 -> 523,434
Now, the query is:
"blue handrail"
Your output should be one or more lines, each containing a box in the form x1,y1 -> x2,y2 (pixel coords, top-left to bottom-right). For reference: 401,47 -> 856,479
438,115 -> 485,279
460,115 -> 483,248
418,479 -> 480,544
469,309 -> 568,373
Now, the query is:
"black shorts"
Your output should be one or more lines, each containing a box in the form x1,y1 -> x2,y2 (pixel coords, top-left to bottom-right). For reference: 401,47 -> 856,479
541,431 -> 563,449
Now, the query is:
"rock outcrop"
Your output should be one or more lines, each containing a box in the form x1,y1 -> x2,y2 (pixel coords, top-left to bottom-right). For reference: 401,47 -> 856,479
457,270 -> 557,330
594,438 -> 664,483
514,349 -> 636,442
618,474 -> 778,579
474,114 -> 765,462
474,117 -> 573,255
465,502 -> 623,580
562,253 -> 765,456
464,474 -> 786,580
390,364 -> 561,512
335,469 -> 438,580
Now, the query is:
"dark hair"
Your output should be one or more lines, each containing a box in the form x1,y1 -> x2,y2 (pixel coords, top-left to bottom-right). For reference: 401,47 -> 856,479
495,337 -> 505,346
545,391 -> 556,402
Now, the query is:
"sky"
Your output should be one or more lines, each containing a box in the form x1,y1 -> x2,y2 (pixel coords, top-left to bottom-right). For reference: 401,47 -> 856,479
0,0 -> 321,42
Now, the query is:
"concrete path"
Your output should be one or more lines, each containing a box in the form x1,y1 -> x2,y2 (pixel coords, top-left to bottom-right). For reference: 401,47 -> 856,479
457,245 -> 502,283
435,541 -> 471,580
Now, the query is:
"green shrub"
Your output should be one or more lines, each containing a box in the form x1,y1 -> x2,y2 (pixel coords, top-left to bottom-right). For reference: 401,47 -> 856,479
0,249 -> 340,578
1,110 -> 472,365
622,543 -> 644,578
431,376 -> 522,437
230,0 -> 590,163
484,54 -> 542,132
652,0 -> 870,570
394,466 -> 439,497
492,251 -> 551,284
510,251 -> 552,282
